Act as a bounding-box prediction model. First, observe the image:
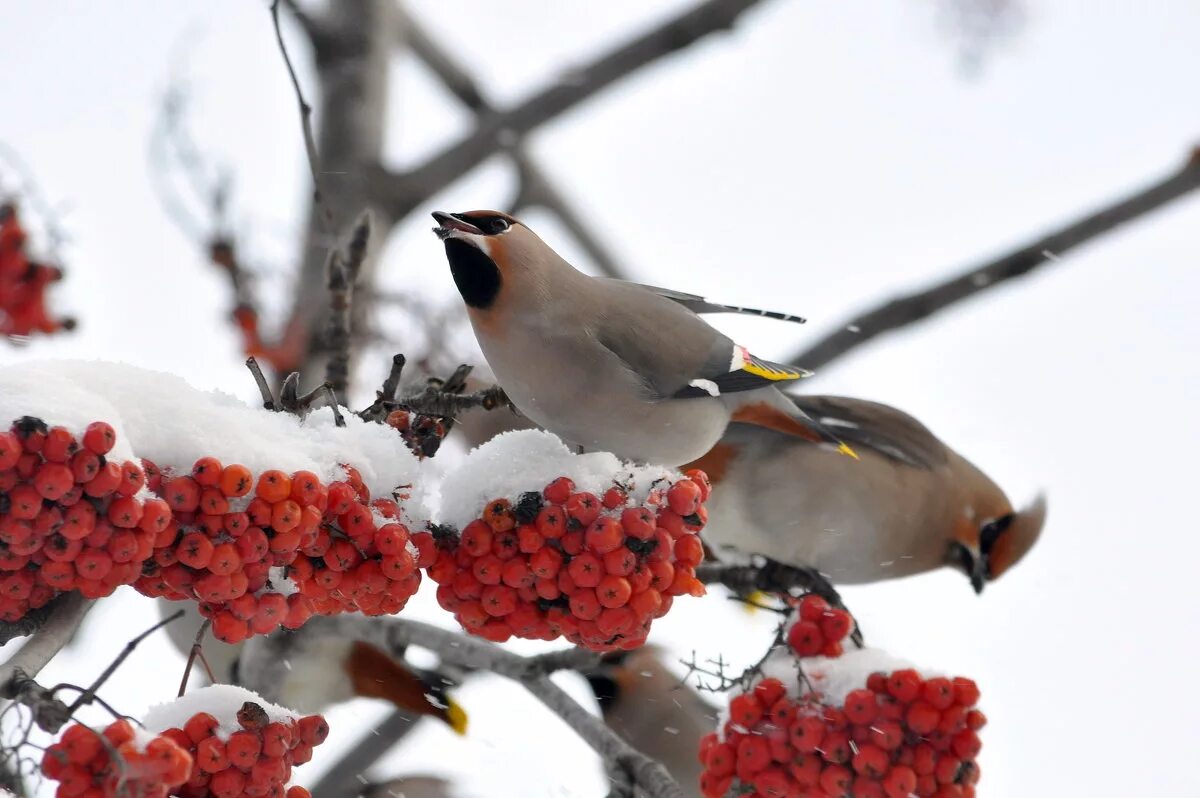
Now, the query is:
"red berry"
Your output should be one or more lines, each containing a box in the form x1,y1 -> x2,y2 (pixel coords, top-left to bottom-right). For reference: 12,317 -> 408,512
543,477 -> 575,504
787,620 -> 825,657
82,421 -> 115,455
798,593 -> 831,622
728,693 -> 764,728
887,669 -> 923,704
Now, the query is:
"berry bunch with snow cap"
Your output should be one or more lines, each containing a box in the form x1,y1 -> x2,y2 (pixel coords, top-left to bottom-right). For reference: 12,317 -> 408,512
697,595 -> 985,798
0,417 -> 163,621
144,685 -> 326,798
41,719 -> 193,798
427,431 -> 708,652
134,457 -> 422,644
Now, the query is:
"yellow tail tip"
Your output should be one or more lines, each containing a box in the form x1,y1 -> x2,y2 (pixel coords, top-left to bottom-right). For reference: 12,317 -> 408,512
446,699 -> 469,735
838,442 -> 860,460
742,590 -> 770,614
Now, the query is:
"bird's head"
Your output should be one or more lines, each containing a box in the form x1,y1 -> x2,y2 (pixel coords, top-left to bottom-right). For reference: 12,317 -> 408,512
946,492 -> 1048,594
432,210 -> 550,311
344,641 -> 468,735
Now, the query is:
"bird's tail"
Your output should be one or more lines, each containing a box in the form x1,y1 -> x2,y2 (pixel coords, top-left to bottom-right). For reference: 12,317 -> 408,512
730,389 -> 858,459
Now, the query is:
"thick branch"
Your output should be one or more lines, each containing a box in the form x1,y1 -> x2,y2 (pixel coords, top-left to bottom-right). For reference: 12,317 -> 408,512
286,615 -> 682,798
397,5 -> 628,279
789,148 -> 1200,371
372,0 -> 770,218
0,593 -> 92,734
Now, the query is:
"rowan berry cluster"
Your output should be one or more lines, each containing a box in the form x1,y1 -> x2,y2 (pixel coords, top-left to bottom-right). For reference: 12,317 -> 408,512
0,203 -> 73,338
41,719 -> 193,798
0,417 -> 162,621
698,596 -> 985,798
156,700 -> 325,798
384,409 -> 448,460
134,458 -> 422,644
427,470 -> 709,652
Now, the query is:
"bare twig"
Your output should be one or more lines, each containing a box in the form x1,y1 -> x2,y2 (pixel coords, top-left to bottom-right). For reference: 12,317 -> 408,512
245,357 -> 279,410
178,619 -> 213,698
397,6 -> 628,279
279,0 -> 335,53
323,213 -> 371,400
358,353 -> 407,423
788,147 -> 1200,371
371,0 -> 771,219
64,610 -> 184,714
270,0 -> 332,233
393,384 -> 511,420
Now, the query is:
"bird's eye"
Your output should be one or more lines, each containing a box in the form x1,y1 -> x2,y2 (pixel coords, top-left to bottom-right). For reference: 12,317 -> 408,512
979,514 -> 1014,555
489,218 -> 510,234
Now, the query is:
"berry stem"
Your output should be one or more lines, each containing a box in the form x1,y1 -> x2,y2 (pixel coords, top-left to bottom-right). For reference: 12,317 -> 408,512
178,618 -> 214,698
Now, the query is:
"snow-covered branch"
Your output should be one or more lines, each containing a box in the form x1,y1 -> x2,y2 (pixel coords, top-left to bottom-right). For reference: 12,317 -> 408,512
0,592 -> 91,733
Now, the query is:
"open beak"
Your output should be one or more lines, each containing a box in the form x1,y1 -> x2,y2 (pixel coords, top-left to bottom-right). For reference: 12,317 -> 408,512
432,211 -> 483,238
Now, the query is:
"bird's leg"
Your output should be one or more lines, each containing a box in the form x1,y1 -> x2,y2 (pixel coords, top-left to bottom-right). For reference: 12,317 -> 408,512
758,559 -> 865,648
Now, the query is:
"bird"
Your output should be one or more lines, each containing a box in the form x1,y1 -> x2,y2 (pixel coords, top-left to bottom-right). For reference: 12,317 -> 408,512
160,601 -> 468,734
430,210 -> 855,467
584,646 -> 718,797
686,395 -> 1047,593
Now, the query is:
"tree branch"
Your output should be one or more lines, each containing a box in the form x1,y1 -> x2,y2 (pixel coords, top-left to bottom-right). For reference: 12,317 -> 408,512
371,0 -> 771,219
788,146 -> 1200,372
307,709 -> 422,798
0,593 -> 92,734
396,5 -> 629,279
283,615 -> 683,798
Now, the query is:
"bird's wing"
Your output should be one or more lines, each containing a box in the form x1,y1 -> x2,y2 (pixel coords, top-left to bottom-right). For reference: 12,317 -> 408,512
786,395 -> 948,468
599,278 -> 806,323
592,282 -> 809,399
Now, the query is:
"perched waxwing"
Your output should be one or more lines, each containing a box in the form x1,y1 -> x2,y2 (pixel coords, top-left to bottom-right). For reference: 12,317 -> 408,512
431,210 -> 855,466
160,602 -> 468,733
687,395 -> 1047,593
585,646 -> 718,797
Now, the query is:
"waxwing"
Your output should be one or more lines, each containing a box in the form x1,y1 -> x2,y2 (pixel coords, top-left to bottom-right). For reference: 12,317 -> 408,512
431,210 -> 855,467
687,395 -> 1047,592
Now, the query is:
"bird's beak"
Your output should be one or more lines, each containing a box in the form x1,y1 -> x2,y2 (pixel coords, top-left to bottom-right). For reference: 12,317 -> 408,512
432,211 -> 483,239
970,561 -> 987,595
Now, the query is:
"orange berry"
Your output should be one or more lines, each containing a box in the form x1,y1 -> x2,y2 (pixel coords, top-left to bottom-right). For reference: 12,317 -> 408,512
584,517 -> 623,554
596,575 -> 632,608
673,534 -> 705,567
255,470 -> 292,503
82,421 -> 115,455
543,476 -> 574,504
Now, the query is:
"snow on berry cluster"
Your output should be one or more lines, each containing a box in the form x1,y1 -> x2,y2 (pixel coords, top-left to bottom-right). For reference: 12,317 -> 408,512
0,202 -> 72,338
428,431 -> 708,652
698,596 -> 985,798
0,417 -> 163,621
0,361 -> 432,636
142,685 -> 325,798
41,719 -> 193,798
134,457 -> 422,644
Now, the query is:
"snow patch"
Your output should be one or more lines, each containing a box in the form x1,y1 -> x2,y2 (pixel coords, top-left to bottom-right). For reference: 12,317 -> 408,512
436,430 -> 677,530
800,647 -> 921,706
144,684 -> 299,740
0,360 -> 433,521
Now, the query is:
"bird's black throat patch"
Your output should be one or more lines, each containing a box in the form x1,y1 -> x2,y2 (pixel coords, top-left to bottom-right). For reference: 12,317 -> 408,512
444,238 -> 500,309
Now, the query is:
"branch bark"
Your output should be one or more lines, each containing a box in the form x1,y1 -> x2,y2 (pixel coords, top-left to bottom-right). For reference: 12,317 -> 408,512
397,4 -> 629,279
371,0 -> 771,220
0,593 -> 92,734
282,615 -> 682,798
277,0 -> 397,390
788,148 -> 1200,372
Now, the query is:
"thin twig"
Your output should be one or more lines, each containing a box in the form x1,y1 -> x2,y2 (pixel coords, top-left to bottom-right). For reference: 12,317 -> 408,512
323,214 -> 371,401
391,384 -> 511,420
788,147 -> 1200,371
64,610 -> 184,714
371,0 -> 771,219
245,357 -> 279,410
178,619 -> 213,697
269,0 -> 332,233
307,709 -> 421,798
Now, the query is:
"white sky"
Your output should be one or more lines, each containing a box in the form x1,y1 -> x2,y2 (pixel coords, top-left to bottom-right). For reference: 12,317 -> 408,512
2,1 -> 1200,796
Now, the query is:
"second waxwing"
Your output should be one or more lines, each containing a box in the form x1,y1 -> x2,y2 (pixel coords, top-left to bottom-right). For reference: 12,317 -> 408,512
431,210 -> 855,467
687,395 -> 1047,593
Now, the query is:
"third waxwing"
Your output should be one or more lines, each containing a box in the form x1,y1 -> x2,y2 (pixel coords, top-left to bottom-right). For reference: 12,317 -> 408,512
686,395 -> 1047,593
431,210 -> 855,466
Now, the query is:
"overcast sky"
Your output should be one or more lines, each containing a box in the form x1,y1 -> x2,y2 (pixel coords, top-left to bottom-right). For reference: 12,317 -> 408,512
2,1 -> 1199,796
